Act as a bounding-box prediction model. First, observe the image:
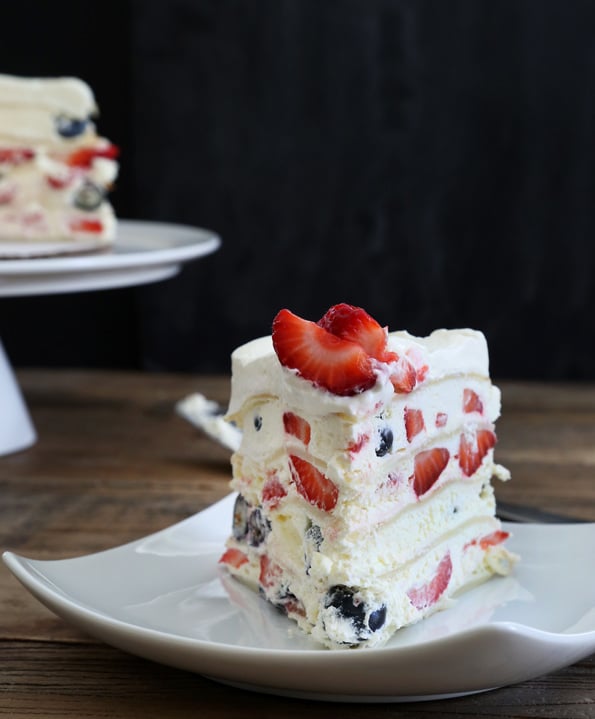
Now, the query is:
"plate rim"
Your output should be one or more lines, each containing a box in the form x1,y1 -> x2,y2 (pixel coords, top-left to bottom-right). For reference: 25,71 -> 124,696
0,219 -> 221,275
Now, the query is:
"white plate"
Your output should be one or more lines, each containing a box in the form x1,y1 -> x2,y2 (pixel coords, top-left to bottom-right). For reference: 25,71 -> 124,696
0,220 -> 220,295
3,494 -> 595,702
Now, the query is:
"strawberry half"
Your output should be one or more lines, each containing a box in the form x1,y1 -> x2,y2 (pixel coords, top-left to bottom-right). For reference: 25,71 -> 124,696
317,303 -> 397,362
283,411 -> 311,445
412,447 -> 450,496
458,429 -> 496,477
219,547 -> 249,569
390,355 -> 417,393
404,408 -> 425,442
272,309 -> 376,396
289,455 -> 339,511
407,553 -> 452,610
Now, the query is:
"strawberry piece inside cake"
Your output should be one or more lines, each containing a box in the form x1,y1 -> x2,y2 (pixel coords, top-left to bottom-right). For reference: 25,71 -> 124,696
219,303 -> 516,649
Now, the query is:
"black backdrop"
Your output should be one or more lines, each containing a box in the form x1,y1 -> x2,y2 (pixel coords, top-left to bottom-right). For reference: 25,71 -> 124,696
2,0 -> 595,379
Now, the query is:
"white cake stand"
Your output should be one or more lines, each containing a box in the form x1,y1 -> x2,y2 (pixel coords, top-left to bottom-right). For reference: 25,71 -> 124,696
0,220 -> 221,455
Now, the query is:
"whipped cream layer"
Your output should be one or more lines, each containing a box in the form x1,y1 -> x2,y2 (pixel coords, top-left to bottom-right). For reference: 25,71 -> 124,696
221,326 -> 515,649
0,74 -> 118,248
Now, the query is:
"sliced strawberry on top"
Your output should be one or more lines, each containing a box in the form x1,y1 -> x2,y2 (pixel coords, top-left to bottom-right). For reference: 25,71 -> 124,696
219,547 -> 249,569
407,552 -> 452,610
272,309 -> 376,396
412,447 -> 450,496
317,303 -> 397,362
458,429 -> 496,477
463,388 -> 484,414
283,411 -> 311,445
404,408 -> 425,442
289,455 -> 339,511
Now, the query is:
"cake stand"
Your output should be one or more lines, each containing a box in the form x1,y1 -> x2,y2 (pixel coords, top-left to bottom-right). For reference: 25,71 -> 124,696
0,219 -> 221,456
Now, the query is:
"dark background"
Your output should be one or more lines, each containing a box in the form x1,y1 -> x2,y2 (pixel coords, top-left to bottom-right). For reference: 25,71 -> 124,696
1,0 -> 595,379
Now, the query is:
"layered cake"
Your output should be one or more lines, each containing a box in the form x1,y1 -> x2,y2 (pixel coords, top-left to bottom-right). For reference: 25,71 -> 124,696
0,73 -> 119,255
219,304 -> 515,648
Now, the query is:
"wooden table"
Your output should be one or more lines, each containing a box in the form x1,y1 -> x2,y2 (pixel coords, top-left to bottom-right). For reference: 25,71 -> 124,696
1,371 -> 594,718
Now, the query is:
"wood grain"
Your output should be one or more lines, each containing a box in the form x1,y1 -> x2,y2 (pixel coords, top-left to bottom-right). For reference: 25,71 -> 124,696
1,371 -> 593,717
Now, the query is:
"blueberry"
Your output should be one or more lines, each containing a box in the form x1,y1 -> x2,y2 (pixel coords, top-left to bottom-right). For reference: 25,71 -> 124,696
74,181 -> 105,211
375,426 -> 393,457
368,605 -> 387,632
55,114 -> 88,138
305,523 -> 323,551
232,494 -> 251,540
248,507 -> 270,546
324,585 -> 387,639
253,414 -> 263,431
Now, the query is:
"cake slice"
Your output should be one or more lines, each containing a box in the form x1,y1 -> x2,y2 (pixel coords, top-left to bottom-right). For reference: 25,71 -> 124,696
0,74 -> 119,255
219,304 -> 516,649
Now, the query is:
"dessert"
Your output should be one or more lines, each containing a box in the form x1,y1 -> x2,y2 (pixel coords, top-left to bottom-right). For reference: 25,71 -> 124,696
219,303 -> 516,649
0,73 -> 119,255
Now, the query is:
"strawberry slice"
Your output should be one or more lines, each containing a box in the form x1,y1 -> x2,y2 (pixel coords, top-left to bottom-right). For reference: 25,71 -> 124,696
261,474 -> 287,509
219,547 -> 249,569
272,309 -> 376,396
463,388 -> 484,414
66,143 -> 119,168
412,447 -> 450,496
435,412 -> 448,428
465,529 -> 510,551
259,554 -> 283,589
390,355 -> 417,393
347,433 -> 369,454
404,408 -> 425,442
283,411 -> 311,445
0,147 -> 34,165
407,553 -> 452,610
69,218 -> 103,234
317,303 -> 397,362
289,455 -> 339,511
458,429 -> 496,476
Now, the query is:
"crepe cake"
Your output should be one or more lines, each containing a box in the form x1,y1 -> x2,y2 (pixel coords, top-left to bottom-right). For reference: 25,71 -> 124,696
0,73 -> 119,256
219,303 -> 516,649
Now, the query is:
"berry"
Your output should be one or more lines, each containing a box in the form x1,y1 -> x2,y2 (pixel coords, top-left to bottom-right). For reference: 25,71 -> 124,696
375,426 -> 393,457
253,414 -> 263,431
46,172 -> 74,190
390,355 -> 417,394
412,447 -> 450,496
407,553 -> 452,610
69,218 -> 103,234
347,433 -> 369,454
261,475 -> 287,509
317,303 -> 397,362
435,412 -> 448,428
324,585 -> 387,639
289,455 -> 339,511
259,554 -> 282,590
73,181 -> 105,211
465,529 -> 509,551
0,147 -> 34,165
55,115 -> 88,138
272,309 -> 376,396
458,429 -> 496,477
219,547 -> 249,569
404,408 -> 425,442
247,507 -> 270,546
463,388 -> 484,414
305,522 -> 323,551
66,143 -> 119,168
283,411 -> 311,445
232,494 -> 251,540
